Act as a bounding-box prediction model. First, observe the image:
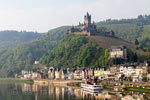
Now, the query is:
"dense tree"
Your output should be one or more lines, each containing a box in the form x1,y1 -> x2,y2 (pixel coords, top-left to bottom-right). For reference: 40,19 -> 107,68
40,35 -> 111,68
0,26 -> 70,77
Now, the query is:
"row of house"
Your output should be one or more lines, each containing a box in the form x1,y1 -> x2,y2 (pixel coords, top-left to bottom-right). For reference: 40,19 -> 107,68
21,62 -> 150,82
20,70 -> 42,79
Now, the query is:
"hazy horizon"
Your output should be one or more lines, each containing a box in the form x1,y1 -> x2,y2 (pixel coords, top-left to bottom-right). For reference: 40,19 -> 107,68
0,0 -> 150,32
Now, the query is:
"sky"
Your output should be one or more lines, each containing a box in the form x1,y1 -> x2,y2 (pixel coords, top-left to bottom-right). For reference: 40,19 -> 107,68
0,0 -> 150,32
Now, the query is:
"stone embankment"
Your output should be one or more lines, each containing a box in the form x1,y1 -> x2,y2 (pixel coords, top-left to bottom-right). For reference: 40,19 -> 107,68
34,79 -> 84,86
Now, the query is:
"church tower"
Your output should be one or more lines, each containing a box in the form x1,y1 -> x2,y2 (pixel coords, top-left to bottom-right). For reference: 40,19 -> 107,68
84,12 -> 91,27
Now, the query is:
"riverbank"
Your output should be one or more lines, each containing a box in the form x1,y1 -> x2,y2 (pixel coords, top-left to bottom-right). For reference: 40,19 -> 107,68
102,84 -> 150,93
125,87 -> 150,93
34,79 -> 84,85
0,78 -> 33,84
33,80 -> 83,88
1,78 -> 150,93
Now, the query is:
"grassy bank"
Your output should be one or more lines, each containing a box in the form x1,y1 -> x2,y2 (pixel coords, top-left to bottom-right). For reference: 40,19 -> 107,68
67,82 -> 81,87
102,84 -> 114,90
125,87 -> 150,93
0,78 -> 34,84
103,84 -> 150,93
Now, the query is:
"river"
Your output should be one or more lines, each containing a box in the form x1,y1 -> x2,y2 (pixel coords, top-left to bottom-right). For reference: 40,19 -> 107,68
0,83 -> 149,100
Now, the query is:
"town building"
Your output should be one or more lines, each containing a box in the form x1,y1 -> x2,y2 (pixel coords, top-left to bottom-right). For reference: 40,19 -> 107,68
94,68 -> 104,80
108,46 -> 127,59
32,72 -> 42,79
87,68 -> 94,79
48,67 -> 55,80
74,69 -> 82,80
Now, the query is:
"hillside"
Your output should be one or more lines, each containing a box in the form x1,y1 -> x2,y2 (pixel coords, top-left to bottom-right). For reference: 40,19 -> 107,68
0,26 -> 70,77
39,34 -> 110,67
88,36 -> 146,55
0,30 -> 41,48
0,30 -> 41,56
97,14 -> 150,50
39,34 -> 149,68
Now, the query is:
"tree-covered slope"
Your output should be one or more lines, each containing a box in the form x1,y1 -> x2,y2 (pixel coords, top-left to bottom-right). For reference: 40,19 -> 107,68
0,26 -> 70,77
40,34 -> 109,67
39,34 -> 147,68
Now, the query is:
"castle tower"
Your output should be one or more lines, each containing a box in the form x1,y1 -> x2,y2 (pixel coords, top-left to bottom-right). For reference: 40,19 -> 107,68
84,12 -> 91,27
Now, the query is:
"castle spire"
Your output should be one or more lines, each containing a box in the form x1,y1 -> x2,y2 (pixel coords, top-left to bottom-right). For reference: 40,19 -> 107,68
87,12 -> 89,16
84,12 -> 91,27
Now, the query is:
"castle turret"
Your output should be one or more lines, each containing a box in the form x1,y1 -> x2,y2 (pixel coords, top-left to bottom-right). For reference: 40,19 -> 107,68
84,12 -> 91,27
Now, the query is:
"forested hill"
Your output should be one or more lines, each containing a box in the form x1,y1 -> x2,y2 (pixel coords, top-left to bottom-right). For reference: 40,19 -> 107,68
39,34 -> 149,68
97,14 -> 150,50
0,26 -> 70,77
39,34 -> 110,67
0,30 -> 41,53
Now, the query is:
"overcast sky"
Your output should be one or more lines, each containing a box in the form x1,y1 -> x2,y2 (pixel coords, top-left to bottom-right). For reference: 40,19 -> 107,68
0,0 -> 150,32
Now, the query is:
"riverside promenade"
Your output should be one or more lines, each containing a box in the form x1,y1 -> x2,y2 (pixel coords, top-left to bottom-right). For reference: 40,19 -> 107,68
34,79 -> 150,87
34,79 -> 85,86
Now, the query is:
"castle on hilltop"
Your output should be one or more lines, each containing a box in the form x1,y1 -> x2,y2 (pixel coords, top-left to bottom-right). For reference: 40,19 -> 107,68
67,12 -> 115,37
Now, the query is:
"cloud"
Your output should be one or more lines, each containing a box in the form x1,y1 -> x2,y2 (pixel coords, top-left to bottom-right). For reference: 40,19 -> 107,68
0,0 -> 149,32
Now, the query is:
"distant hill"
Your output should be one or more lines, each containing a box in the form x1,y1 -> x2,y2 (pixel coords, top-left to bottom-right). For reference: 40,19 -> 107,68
0,30 -> 42,55
97,14 -> 150,50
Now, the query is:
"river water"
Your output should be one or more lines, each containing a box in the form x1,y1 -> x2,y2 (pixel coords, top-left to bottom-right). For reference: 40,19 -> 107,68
0,83 -> 149,100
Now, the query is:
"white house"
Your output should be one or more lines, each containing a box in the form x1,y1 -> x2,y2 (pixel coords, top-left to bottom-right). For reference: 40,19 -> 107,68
109,46 -> 127,59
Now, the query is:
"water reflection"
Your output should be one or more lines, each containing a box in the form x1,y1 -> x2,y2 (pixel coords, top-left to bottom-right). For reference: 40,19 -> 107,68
0,83 -> 149,100
31,84 -> 83,100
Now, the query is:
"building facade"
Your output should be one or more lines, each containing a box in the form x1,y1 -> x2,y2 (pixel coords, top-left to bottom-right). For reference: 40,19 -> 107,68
109,46 -> 127,59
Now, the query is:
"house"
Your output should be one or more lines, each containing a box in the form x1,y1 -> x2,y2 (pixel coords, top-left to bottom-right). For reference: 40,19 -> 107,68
68,72 -> 74,80
87,68 -> 94,79
110,66 -> 118,75
22,70 -> 30,75
108,46 -> 127,59
142,66 -> 148,75
124,66 -> 135,77
62,69 -> 67,80
103,70 -> 110,80
23,73 -> 32,79
107,74 -> 116,81
48,67 -> 55,80
135,67 -> 143,76
67,68 -> 75,80
132,74 -> 139,82
108,66 -> 120,81
82,68 -> 88,79
34,61 -> 39,65
32,72 -> 42,79
147,74 -> 150,81
55,68 -> 62,80
94,68 -> 104,80
74,69 -> 82,80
